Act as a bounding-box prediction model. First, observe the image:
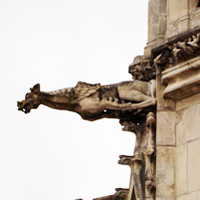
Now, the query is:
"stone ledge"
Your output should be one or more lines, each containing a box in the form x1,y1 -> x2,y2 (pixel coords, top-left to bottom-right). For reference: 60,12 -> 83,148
161,56 -> 200,101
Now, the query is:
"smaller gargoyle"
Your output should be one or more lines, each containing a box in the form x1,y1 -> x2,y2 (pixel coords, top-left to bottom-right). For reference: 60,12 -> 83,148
93,188 -> 129,200
129,55 -> 156,81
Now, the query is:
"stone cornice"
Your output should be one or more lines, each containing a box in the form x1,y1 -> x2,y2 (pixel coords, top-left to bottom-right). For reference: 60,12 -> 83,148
162,56 -> 200,101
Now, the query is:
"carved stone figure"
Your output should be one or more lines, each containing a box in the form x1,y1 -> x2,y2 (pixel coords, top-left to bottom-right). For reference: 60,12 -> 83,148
154,32 -> 200,69
17,79 -> 156,121
119,112 -> 156,200
129,56 -> 156,81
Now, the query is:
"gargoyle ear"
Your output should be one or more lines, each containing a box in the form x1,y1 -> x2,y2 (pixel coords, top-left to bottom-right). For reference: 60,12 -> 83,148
30,84 -> 40,93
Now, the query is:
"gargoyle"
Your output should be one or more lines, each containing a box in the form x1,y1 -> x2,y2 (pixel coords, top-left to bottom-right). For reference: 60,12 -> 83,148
17,79 -> 156,121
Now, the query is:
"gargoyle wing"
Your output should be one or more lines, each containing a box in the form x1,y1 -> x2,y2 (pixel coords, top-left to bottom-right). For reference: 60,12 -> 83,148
74,81 -> 101,101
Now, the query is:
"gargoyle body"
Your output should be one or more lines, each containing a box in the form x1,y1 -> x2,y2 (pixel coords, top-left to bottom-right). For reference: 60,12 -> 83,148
18,79 -> 156,121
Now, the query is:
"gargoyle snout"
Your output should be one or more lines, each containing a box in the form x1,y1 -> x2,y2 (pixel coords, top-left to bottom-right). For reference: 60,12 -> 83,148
17,99 -> 31,114
17,91 -> 40,114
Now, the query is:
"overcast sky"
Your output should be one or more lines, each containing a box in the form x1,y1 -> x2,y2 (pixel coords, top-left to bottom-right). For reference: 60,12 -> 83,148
0,0 -> 148,199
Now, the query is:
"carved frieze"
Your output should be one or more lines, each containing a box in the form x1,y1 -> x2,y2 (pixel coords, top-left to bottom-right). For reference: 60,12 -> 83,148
154,32 -> 200,70
153,31 -> 200,101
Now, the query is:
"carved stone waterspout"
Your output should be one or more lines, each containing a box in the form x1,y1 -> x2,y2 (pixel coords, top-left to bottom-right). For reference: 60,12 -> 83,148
17,80 -> 156,121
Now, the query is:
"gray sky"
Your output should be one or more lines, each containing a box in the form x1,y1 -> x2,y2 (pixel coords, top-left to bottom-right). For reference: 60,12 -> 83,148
0,0 -> 148,199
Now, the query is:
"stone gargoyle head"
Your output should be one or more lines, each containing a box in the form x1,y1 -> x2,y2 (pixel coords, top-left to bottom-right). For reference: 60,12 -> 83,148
17,84 -> 41,114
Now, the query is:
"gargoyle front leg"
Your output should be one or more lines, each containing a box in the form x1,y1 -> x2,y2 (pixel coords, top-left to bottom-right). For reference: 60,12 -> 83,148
99,97 -> 156,112
121,98 -> 156,111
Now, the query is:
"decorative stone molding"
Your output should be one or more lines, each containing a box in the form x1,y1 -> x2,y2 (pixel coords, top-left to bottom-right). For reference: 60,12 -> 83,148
152,31 -> 200,101
162,56 -> 200,100
144,112 -> 155,199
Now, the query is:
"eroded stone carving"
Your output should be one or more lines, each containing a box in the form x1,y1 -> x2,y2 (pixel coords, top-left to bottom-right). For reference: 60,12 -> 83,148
129,56 -> 156,81
93,188 -> 129,200
119,112 -> 156,200
17,80 -> 156,121
154,32 -> 200,70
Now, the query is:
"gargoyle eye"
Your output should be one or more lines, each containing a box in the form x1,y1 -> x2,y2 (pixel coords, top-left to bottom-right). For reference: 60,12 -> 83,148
25,93 -> 30,98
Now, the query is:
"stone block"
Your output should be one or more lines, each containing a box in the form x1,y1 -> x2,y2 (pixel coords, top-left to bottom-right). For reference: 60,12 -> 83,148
176,104 -> 200,145
176,144 -> 188,196
157,111 -> 175,145
177,190 -> 200,200
190,10 -> 200,28
178,17 -> 189,33
176,92 -> 200,111
168,0 -> 188,21
156,146 -> 175,199
188,139 -> 200,192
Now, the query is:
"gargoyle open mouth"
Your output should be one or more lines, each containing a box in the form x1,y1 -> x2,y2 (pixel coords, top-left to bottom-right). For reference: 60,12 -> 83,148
17,100 -> 31,114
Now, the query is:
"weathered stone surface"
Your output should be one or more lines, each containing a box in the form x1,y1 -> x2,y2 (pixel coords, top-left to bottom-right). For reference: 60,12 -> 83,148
189,0 -> 200,11
145,0 -> 167,55
188,139 -> 200,192
165,0 -> 200,39
177,190 -> 200,200
176,144 -> 188,196
176,92 -> 200,111
189,1 -> 200,28
161,56 -> 200,101
156,111 -> 175,145
166,0 -> 189,38
176,104 -> 200,145
156,146 -> 175,200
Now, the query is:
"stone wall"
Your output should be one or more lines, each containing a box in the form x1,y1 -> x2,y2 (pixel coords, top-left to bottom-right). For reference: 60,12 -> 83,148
166,0 -> 200,40
175,94 -> 200,200
154,41 -> 200,200
148,1 -> 200,199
